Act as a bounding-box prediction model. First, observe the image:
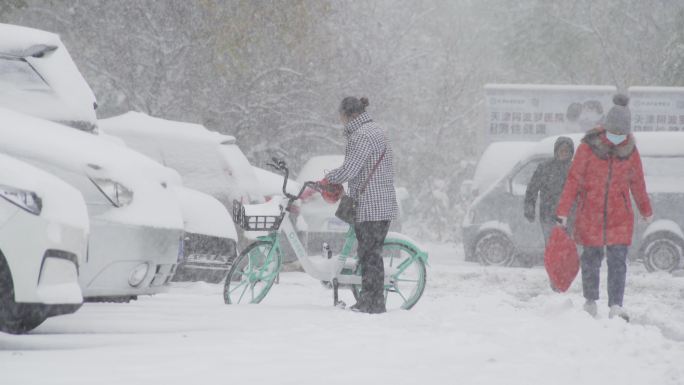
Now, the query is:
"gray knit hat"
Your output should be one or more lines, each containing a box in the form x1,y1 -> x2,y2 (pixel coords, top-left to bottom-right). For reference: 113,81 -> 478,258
604,94 -> 631,135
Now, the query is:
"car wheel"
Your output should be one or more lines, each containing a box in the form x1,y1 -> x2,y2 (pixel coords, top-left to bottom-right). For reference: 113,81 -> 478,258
641,232 -> 683,273
473,231 -> 516,266
0,256 -> 48,334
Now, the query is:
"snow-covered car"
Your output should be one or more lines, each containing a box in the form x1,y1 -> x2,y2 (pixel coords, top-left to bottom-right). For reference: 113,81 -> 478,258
294,155 -> 408,256
0,152 -> 89,333
170,186 -> 237,283
463,133 -> 684,272
100,112 -> 260,266
0,108 -> 185,301
0,24 -> 235,285
0,23 -> 97,131
98,132 -> 239,283
99,112 -> 262,206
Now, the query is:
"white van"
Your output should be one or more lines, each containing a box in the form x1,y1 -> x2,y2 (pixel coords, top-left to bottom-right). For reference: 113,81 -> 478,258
0,108 -> 185,301
0,152 -> 88,333
460,141 -> 537,201
463,132 -> 684,272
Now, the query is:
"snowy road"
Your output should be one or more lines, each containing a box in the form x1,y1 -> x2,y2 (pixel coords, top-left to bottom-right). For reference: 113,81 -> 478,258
3,243 -> 684,385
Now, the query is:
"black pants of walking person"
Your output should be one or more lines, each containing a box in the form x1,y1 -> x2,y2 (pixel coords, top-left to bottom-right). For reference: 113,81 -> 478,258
581,245 -> 628,306
354,220 -> 391,313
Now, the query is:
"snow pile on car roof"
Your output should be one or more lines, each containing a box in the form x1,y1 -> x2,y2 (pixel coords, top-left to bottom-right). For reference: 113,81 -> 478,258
0,23 -> 97,129
100,111 -> 261,204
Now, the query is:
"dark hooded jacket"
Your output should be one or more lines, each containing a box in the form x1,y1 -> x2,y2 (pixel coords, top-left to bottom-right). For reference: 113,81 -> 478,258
524,137 -> 575,223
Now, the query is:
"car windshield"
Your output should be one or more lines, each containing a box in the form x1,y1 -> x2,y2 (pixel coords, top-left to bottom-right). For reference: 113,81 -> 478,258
0,57 -> 51,92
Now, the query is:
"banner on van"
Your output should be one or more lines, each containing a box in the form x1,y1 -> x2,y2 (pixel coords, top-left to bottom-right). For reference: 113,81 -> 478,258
484,84 -> 616,143
628,87 -> 684,132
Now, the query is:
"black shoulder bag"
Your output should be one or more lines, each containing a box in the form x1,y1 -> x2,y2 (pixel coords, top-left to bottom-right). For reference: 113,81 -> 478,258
335,149 -> 386,224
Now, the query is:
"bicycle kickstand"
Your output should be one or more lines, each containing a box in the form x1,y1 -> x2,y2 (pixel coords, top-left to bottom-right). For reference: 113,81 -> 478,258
332,278 -> 345,308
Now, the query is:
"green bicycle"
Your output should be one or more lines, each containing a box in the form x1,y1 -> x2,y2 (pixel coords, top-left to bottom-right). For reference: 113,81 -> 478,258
224,159 -> 428,310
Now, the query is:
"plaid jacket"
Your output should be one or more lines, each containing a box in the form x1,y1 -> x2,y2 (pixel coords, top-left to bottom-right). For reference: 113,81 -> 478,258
326,112 -> 398,222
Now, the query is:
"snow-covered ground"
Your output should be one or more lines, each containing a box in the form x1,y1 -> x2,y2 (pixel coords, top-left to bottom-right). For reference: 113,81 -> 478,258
2,243 -> 684,385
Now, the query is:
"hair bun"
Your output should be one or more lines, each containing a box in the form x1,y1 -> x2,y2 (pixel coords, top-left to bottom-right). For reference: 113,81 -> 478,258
360,97 -> 369,108
613,93 -> 629,107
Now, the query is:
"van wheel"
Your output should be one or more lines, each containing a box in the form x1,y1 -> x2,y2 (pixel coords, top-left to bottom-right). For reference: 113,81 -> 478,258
641,232 -> 683,273
473,231 -> 516,266
0,257 -> 48,334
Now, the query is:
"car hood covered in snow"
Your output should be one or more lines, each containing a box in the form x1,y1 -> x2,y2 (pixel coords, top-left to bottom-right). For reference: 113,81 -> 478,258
0,108 -> 183,230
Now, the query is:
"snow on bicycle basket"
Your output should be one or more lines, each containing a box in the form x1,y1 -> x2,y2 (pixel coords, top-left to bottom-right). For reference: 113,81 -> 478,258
232,199 -> 284,231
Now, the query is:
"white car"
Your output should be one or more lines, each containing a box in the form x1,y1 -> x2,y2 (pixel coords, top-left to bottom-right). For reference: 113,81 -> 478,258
0,108 -> 185,301
170,186 -> 237,283
99,112 -> 263,206
100,112 -> 259,267
0,152 -> 89,333
99,132 -> 239,283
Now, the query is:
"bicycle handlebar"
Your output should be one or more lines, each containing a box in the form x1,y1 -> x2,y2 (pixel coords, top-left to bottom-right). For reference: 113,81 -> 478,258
266,158 -> 337,204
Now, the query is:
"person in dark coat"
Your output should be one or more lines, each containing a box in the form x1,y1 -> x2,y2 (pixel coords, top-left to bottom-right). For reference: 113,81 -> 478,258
556,94 -> 653,321
325,96 -> 398,314
524,136 -> 575,244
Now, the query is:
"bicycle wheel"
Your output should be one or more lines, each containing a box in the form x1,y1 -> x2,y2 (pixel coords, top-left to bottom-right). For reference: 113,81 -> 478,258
223,240 -> 282,304
352,242 -> 427,310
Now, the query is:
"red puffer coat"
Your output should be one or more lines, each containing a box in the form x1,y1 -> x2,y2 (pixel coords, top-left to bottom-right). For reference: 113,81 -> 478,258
556,127 -> 652,246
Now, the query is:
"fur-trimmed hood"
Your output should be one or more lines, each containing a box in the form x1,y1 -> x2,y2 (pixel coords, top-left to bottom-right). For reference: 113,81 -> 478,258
582,127 -> 635,160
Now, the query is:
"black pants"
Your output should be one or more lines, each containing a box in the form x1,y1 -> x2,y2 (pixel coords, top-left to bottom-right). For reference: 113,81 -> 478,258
581,245 -> 628,307
354,220 -> 391,312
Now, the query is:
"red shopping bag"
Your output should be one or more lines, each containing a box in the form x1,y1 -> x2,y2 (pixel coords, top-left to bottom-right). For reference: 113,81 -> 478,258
544,226 -> 579,292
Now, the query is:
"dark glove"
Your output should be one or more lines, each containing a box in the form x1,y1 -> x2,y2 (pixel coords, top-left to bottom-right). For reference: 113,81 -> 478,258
524,206 -> 535,223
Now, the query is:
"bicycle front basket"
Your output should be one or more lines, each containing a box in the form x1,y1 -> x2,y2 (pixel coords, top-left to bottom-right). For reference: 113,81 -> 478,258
232,200 -> 283,231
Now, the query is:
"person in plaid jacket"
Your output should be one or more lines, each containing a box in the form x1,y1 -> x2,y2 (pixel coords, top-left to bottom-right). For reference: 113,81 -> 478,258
325,96 -> 398,314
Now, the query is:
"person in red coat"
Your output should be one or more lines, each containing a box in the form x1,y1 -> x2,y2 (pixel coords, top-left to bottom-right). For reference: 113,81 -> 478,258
556,94 -> 653,321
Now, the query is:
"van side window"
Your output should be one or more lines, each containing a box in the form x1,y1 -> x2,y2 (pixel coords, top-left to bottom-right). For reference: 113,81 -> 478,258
510,159 -> 545,196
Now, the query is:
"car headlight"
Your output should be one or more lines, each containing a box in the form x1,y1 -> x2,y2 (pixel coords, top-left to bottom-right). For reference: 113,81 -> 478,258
90,178 -> 133,207
0,184 -> 42,215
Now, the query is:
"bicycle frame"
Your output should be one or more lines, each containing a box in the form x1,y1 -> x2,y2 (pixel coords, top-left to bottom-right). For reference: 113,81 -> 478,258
255,197 -> 428,287
229,158 -> 429,308
256,205 -> 362,285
